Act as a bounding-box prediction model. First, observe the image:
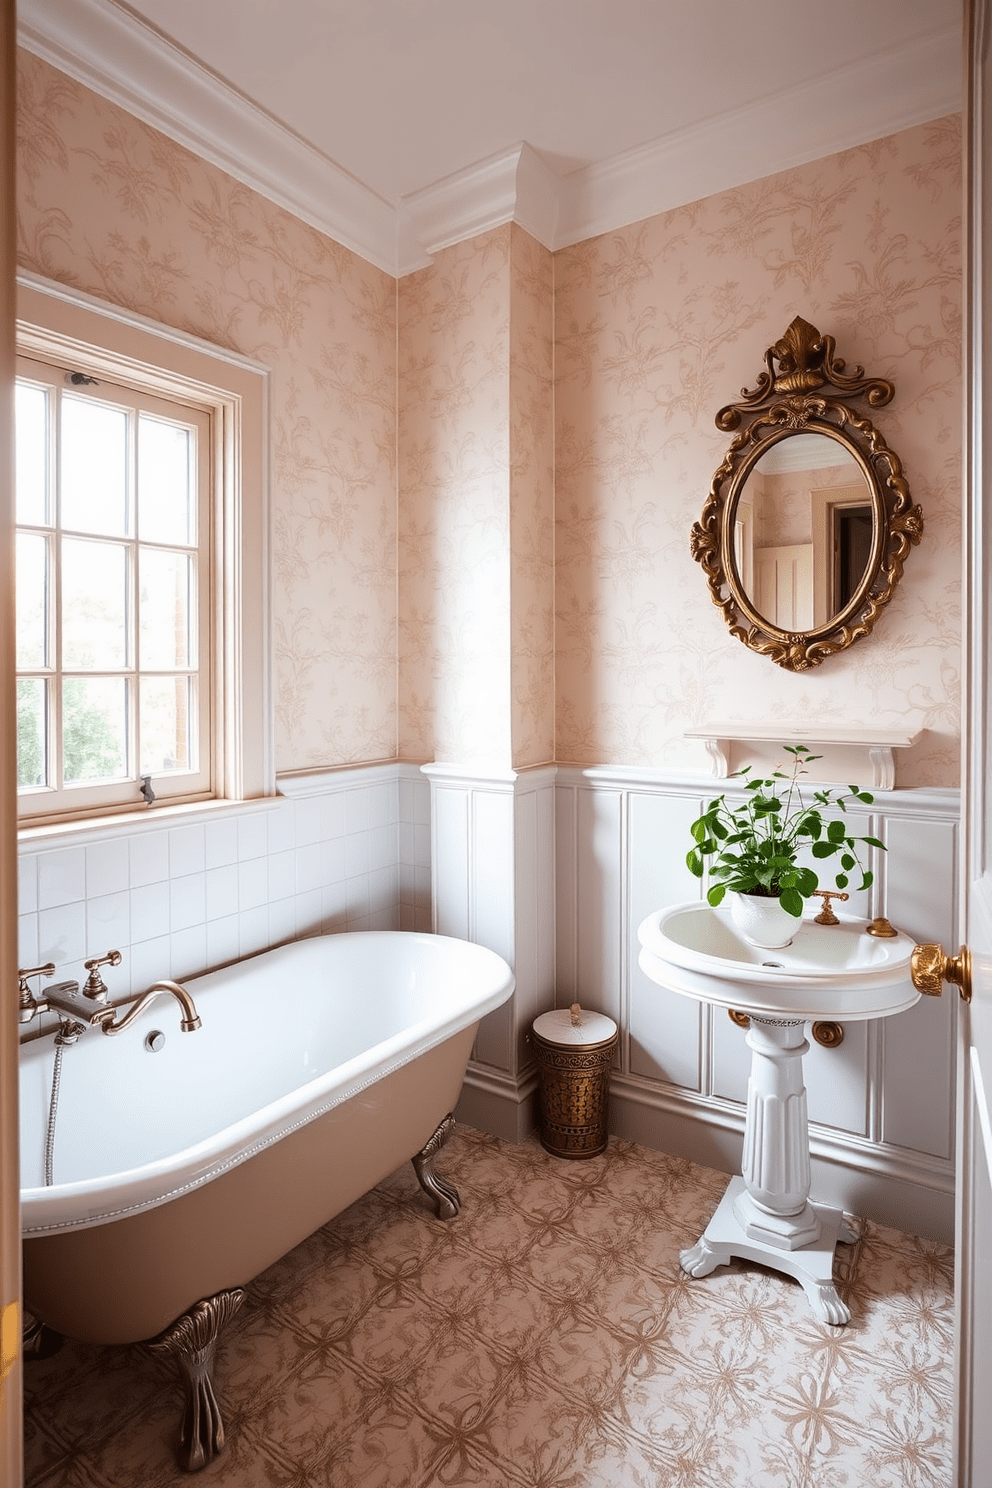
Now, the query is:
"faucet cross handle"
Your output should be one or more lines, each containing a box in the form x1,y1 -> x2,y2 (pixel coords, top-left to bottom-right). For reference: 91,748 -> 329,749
812,889 -> 849,926
83,949 -> 122,1002
17,962 -> 56,1023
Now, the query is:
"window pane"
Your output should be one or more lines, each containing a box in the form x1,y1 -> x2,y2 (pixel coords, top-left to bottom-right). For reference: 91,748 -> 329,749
16,531 -> 49,668
62,676 -> 127,784
61,538 -> 129,669
139,416 -> 194,544
61,395 -> 129,535
140,548 -> 192,668
17,679 -> 47,788
16,382 -> 48,525
140,675 -> 191,775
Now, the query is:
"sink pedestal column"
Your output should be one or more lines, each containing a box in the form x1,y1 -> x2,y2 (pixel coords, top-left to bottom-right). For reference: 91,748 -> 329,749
680,1014 -> 858,1325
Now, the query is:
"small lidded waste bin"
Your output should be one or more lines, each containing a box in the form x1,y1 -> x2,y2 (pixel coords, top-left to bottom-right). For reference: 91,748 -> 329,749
532,1003 -> 619,1159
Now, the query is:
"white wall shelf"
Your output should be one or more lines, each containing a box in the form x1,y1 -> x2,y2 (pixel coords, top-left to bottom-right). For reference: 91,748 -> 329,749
685,725 -> 922,790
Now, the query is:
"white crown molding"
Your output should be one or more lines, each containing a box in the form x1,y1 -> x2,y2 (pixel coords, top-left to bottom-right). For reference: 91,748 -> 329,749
17,0 -> 398,275
397,142 -> 562,274
555,25 -> 962,248
18,0 -> 961,277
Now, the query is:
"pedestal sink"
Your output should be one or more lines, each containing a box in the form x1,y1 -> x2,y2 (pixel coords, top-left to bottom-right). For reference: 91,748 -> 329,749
638,901 -> 918,1324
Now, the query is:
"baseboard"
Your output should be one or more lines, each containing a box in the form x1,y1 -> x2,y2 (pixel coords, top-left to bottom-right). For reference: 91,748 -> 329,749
455,1062 -> 540,1144
609,1075 -> 955,1244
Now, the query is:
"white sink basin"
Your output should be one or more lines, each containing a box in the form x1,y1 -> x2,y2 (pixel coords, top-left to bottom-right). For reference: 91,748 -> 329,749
638,901 -> 917,1022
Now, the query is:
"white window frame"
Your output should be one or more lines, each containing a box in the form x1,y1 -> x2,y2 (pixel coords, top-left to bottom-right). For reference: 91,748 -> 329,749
16,272 -> 272,834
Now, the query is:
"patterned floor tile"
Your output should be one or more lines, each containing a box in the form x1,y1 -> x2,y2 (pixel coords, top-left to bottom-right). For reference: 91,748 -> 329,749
22,1128 -> 953,1487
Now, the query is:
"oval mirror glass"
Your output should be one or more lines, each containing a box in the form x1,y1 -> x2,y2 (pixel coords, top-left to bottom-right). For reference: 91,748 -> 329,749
730,433 -> 875,632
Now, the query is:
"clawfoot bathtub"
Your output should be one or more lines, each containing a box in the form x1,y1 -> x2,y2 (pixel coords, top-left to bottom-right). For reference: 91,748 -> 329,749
20,931 -> 514,1470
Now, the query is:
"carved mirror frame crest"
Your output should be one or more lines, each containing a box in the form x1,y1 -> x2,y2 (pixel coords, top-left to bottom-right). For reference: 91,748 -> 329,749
690,316 -> 924,671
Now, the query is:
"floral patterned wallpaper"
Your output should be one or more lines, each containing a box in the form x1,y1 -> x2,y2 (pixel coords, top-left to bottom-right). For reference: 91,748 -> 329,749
16,50 -> 398,773
398,223 -> 554,768
16,47 -> 962,788
555,117 -> 962,787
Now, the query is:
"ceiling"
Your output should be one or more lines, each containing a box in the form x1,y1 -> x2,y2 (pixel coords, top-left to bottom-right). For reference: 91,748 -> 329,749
19,0 -> 964,275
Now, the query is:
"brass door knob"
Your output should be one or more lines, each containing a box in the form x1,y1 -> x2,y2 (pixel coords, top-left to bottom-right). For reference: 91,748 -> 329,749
911,942 -> 972,1003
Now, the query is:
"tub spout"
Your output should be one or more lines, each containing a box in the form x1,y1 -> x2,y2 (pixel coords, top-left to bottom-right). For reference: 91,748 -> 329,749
98,980 -> 202,1037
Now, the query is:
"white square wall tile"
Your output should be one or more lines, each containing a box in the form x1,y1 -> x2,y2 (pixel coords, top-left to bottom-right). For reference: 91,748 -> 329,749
238,812 -> 268,861
238,857 -> 268,912
38,849 -> 86,910
239,907 -> 269,956
321,838 -> 346,885
320,792 -> 346,841
18,913 -> 39,966
130,831 -> 170,887
85,892 -> 130,957
295,889 -> 322,938
267,801 -> 296,855
170,873 -> 205,932
128,935 -> 172,992
130,883 -> 170,942
86,838 -> 130,898
345,788 -> 370,836
204,815 -> 239,869
268,896 -> 295,947
368,782 -> 393,829
369,824 -> 394,872
268,848 -> 296,902
296,843 -> 323,893
38,901 -> 86,968
294,798 -> 322,847
170,824 -> 205,878
205,865 -> 239,921
18,855 -> 38,914
171,924 -> 207,981
345,832 -> 370,877
205,913 -> 240,970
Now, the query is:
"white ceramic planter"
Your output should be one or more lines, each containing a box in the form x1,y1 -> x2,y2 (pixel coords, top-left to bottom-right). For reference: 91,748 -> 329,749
728,891 -> 798,948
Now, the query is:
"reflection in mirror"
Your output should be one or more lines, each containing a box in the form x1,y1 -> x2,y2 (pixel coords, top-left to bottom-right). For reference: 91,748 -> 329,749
731,434 -> 872,631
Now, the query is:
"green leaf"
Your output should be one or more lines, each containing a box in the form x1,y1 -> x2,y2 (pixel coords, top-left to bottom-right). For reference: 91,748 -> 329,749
707,883 -> 727,906
841,853 -> 855,871
856,791 -> 875,804
827,819 -> 846,842
862,836 -> 886,850
859,872 -> 874,890
687,849 -> 703,877
836,873 -> 849,889
811,841 -> 838,858
796,867 -> 819,896
779,887 -> 804,917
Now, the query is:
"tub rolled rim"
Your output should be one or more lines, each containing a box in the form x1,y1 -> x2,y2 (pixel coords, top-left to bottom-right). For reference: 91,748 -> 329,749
21,931 -> 515,1236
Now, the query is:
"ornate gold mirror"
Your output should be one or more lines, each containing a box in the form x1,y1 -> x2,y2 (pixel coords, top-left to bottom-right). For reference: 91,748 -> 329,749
691,317 -> 924,670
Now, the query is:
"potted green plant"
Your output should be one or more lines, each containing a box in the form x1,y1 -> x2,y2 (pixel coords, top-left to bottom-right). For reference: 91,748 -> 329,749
686,744 -> 885,947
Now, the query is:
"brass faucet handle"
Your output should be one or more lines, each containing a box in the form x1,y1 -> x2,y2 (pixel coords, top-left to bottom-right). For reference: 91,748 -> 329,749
812,889 -> 849,925
911,942 -> 972,1003
82,949 -> 122,1001
18,962 -> 56,985
17,962 -> 56,1023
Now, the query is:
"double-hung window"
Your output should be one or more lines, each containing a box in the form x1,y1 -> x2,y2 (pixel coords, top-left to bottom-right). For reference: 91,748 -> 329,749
15,355 -> 212,819
14,275 -> 271,830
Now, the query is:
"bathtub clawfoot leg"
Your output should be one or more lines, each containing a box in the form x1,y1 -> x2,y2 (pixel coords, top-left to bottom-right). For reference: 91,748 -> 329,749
149,1287 -> 245,1472
412,1113 -> 461,1219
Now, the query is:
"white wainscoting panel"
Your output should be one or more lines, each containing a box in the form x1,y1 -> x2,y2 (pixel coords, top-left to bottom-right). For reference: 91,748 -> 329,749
552,768 -> 960,1240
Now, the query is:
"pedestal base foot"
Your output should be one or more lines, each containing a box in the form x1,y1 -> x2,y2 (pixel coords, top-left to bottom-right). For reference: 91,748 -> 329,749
148,1288 -> 245,1472
681,1177 -> 853,1325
